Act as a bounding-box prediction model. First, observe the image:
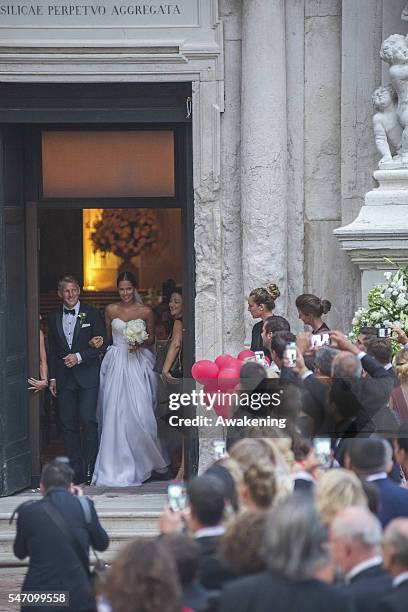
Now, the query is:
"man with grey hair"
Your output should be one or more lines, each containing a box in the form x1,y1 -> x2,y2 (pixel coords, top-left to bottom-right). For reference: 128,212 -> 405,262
377,518 -> 408,611
314,346 -> 339,381
330,506 -> 391,611
220,494 -> 353,612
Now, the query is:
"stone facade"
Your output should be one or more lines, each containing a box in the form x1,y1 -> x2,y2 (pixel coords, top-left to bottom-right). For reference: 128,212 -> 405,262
0,0 -> 405,356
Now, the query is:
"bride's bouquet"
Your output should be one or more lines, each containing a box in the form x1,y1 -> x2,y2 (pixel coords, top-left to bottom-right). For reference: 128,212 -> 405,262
123,319 -> 148,352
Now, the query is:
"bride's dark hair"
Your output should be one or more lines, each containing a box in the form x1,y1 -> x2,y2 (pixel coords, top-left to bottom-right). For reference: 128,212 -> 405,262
117,271 -> 137,287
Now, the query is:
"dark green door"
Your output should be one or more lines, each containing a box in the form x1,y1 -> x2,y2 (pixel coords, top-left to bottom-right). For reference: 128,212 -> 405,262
0,125 -> 31,496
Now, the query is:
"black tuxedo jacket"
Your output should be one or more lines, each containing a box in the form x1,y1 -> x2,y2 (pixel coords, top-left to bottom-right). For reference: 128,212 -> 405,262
347,564 -> 392,612
48,303 -> 106,390
376,578 -> 408,612
14,488 -> 109,612
196,535 -> 236,591
220,570 -> 353,612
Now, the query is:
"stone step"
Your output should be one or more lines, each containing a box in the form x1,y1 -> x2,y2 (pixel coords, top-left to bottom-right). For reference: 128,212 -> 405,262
0,510 -> 161,533
0,489 -> 166,568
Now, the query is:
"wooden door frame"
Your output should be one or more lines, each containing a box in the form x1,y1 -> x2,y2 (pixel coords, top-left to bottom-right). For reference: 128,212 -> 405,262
26,202 -> 41,486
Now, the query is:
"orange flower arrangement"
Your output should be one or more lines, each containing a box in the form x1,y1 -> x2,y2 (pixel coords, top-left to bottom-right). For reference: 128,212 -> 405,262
90,209 -> 159,259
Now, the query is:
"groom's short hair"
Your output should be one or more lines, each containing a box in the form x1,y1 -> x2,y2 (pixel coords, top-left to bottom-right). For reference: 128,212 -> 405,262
58,275 -> 80,292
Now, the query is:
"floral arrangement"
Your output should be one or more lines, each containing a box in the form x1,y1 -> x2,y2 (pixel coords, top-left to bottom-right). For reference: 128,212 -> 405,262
351,261 -> 408,345
123,319 -> 148,350
90,209 -> 158,259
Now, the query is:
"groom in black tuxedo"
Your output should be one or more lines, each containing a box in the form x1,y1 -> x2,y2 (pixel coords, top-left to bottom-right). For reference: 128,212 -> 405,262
48,276 -> 106,484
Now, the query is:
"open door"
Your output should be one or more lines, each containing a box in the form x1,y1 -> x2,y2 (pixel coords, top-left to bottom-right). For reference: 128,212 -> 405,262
0,125 -> 32,495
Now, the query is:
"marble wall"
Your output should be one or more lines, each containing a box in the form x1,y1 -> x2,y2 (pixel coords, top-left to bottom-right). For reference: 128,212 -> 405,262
217,0 -> 406,339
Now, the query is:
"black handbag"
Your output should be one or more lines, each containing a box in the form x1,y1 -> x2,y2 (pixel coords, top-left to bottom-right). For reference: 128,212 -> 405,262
153,338 -> 182,379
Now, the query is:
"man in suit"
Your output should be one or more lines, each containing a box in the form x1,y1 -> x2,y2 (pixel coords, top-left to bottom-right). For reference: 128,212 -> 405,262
13,459 -> 109,612
220,494 -> 353,612
377,518 -> 408,611
348,437 -> 408,527
330,506 -> 391,611
159,474 -> 235,591
48,276 -> 106,484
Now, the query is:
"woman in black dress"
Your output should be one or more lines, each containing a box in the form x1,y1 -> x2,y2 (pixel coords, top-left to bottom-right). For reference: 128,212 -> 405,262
295,293 -> 331,334
248,284 -> 288,360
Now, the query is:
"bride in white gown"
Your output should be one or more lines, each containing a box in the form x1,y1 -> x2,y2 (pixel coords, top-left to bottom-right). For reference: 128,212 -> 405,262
91,271 -> 168,486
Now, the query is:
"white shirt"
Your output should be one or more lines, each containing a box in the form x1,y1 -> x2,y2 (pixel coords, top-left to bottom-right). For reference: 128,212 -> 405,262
346,555 -> 383,583
366,472 -> 387,482
194,525 -> 225,539
393,571 -> 408,587
62,301 -> 82,363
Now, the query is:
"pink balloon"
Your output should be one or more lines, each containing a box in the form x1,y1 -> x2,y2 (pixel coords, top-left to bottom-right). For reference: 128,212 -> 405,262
237,349 -> 255,361
218,365 -> 241,392
191,360 -> 219,385
213,393 -> 232,419
215,354 -> 235,370
203,379 -> 221,405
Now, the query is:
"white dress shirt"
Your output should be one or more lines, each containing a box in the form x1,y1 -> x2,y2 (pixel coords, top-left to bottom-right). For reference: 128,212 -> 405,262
194,525 -> 225,539
62,301 -> 82,363
346,555 -> 383,583
393,570 -> 408,587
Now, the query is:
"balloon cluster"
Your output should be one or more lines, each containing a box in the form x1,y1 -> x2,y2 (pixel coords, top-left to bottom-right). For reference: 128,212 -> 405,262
191,350 -> 268,418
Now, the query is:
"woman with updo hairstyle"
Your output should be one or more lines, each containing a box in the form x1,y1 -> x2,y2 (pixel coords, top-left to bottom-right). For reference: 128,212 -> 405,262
248,283 -> 289,359
229,438 -> 293,506
295,293 -> 331,334
101,539 -> 182,612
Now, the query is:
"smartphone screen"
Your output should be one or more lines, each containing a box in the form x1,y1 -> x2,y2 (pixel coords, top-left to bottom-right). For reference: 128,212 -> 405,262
254,350 -> 267,366
284,343 -> 297,368
313,438 -> 332,469
167,483 -> 187,512
213,439 -> 226,460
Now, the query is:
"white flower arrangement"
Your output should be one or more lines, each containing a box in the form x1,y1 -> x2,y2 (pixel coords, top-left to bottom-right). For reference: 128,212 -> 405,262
351,260 -> 408,352
123,319 -> 148,350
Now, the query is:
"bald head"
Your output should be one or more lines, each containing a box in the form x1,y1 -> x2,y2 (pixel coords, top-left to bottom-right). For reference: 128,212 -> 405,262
383,518 -> 408,576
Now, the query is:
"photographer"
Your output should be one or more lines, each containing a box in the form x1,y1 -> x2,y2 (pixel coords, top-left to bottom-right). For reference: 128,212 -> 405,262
13,458 -> 109,612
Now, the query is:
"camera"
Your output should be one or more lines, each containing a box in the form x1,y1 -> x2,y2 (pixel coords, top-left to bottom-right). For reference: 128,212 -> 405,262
313,438 -> 332,469
310,334 -> 330,349
212,439 -> 227,460
284,342 -> 297,368
167,482 -> 187,512
254,350 -> 268,366
377,327 -> 391,338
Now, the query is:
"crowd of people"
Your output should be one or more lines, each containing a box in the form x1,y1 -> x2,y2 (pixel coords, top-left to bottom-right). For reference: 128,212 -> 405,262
16,280 -> 408,611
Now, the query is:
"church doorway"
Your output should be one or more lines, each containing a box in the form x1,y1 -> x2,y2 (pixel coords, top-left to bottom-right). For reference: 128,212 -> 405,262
0,83 -> 196,494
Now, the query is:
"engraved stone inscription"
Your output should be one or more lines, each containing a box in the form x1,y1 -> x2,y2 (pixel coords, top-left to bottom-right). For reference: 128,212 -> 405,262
0,1 -> 198,26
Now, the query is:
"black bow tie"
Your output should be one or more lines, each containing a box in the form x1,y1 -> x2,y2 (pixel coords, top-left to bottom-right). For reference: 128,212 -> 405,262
64,308 -> 76,316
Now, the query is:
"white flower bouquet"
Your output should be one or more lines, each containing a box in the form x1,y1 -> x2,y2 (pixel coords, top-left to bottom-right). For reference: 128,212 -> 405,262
123,319 -> 148,351
351,260 -> 408,352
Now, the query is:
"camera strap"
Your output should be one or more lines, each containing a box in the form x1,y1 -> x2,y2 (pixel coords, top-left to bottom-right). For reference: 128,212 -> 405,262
41,499 -> 90,577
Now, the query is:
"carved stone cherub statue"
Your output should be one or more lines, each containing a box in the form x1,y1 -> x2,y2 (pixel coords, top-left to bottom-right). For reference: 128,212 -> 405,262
372,84 -> 402,165
402,2 -> 408,22
380,34 -> 408,160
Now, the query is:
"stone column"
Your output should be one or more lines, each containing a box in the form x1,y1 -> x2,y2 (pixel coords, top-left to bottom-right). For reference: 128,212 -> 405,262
241,0 -> 288,341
